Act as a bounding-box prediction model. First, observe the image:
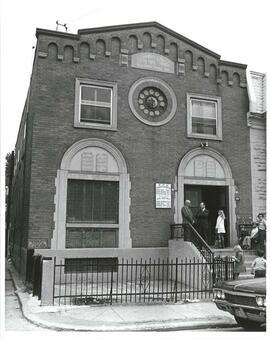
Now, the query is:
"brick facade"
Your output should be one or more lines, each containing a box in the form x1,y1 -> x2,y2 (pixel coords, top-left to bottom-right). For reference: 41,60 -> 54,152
9,22 -> 257,275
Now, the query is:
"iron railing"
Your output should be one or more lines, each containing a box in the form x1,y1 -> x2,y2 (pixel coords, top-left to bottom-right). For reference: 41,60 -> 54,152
52,256 -> 234,306
31,254 -> 43,299
171,223 -> 214,263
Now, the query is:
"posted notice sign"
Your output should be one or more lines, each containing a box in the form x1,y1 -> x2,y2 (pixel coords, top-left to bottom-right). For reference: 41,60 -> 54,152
155,183 -> 171,208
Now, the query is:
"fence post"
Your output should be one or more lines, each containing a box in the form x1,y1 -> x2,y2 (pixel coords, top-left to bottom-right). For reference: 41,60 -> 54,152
212,256 -> 216,286
225,256 -> 228,281
41,257 -> 54,306
110,264 -> 114,305
32,255 -> 41,297
25,249 -> 34,283
174,258 -> 178,303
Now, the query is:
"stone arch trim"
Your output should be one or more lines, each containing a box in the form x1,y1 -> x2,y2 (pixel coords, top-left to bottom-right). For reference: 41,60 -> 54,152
60,138 -> 128,173
178,147 -> 233,179
52,138 -> 131,250
175,147 -> 237,245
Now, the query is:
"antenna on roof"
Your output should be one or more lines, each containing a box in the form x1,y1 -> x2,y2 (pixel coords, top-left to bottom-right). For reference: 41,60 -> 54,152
56,20 -> 68,32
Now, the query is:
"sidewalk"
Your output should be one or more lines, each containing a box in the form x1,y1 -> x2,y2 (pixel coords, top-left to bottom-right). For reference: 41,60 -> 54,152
6,260 -> 237,331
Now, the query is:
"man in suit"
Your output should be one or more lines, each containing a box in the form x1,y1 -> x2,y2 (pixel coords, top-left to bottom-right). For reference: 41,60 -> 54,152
181,200 -> 194,225
181,200 -> 195,241
196,202 -> 210,243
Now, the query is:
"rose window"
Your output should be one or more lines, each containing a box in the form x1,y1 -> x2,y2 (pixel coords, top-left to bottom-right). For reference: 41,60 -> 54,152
138,87 -> 168,116
128,77 -> 177,126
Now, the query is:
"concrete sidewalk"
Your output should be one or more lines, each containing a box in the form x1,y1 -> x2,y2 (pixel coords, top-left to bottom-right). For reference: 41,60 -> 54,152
6,260 -> 237,331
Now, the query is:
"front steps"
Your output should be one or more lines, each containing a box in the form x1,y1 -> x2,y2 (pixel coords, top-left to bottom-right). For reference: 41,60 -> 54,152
212,247 -> 257,279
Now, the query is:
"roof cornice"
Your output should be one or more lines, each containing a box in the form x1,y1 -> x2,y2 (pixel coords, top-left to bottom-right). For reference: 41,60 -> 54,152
78,21 -> 221,59
36,28 -> 80,40
219,59 -> 247,69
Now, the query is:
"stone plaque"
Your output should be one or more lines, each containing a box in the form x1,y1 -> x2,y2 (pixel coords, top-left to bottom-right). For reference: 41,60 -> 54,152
81,152 -> 94,171
155,183 -> 171,208
96,153 -> 108,172
194,160 -> 204,177
28,239 -> 48,249
131,52 -> 175,74
206,159 -> 216,177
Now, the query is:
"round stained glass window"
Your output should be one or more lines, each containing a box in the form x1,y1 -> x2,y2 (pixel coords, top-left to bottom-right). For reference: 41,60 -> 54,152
137,87 -> 168,117
128,77 -> 177,126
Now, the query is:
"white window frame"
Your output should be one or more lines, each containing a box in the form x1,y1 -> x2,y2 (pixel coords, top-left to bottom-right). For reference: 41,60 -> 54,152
66,175 -> 120,229
187,93 -> 222,140
74,78 -> 117,130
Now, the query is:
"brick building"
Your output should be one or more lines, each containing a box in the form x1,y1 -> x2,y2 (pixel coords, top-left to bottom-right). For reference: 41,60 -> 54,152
8,22 -> 266,276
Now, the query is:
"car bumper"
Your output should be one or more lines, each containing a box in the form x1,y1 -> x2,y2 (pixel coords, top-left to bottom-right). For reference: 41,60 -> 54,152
214,299 -> 266,323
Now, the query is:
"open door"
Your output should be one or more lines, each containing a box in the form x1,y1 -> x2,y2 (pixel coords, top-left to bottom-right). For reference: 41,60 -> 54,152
184,185 -> 229,246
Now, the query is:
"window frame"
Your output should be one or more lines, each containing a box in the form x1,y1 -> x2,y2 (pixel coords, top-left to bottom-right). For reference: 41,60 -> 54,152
66,179 -> 119,225
187,93 -> 222,140
74,78 -> 118,130
65,177 -> 120,248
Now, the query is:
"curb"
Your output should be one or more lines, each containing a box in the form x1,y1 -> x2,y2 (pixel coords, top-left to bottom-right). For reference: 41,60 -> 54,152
14,292 -> 239,332
7,262 -> 237,331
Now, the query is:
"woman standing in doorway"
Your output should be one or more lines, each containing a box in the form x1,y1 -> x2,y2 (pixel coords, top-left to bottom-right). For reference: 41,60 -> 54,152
215,210 -> 226,248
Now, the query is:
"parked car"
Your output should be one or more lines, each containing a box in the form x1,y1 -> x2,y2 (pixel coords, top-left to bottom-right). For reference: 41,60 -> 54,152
213,277 -> 266,329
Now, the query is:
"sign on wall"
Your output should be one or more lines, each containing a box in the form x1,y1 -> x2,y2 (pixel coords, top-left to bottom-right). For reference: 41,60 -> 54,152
155,183 -> 171,208
131,53 -> 175,74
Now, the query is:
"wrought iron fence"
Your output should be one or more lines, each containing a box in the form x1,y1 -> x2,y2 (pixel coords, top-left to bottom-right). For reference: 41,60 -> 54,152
52,256 -> 235,306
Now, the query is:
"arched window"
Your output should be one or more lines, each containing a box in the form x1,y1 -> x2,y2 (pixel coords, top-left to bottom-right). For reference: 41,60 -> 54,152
52,139 -> 131,249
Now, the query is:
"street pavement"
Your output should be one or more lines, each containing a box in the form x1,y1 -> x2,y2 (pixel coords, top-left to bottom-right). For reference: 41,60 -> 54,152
5,260 -> 240,332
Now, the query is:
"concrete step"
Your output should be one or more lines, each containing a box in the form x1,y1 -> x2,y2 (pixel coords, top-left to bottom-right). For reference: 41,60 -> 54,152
212,248 -> 256,257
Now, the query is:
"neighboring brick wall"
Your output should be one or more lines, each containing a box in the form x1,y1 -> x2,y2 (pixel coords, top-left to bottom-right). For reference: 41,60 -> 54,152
11,24 -> 253,256
9,92 -> 32,262
250,122 -> 266,216
9,56 -> 39,271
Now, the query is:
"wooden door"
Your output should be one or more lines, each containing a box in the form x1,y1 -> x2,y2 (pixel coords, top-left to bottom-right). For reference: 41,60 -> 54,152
184,185 -> 202,219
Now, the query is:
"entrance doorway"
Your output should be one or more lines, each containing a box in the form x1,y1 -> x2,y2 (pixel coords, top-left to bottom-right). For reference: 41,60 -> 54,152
184,185 -> 229,246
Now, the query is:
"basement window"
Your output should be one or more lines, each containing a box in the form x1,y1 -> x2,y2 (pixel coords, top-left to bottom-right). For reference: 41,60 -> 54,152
65,257 -> 118,273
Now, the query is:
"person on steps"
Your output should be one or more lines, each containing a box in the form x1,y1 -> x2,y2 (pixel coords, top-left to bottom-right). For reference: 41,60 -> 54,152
251,249 -> 266,278
232,245 -> 246,280
181,200 -> 195,240
215,210 -> 226,248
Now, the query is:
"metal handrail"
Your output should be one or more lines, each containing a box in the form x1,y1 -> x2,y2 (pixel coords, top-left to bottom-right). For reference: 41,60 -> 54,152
170,222 -> 214,263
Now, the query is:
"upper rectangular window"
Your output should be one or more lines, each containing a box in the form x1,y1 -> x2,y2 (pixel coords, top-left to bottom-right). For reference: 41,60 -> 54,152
74,78 -> 117,130
187,94 -> 222,140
